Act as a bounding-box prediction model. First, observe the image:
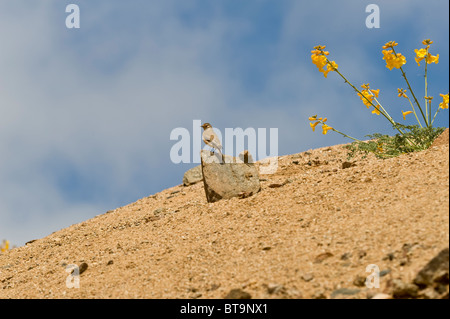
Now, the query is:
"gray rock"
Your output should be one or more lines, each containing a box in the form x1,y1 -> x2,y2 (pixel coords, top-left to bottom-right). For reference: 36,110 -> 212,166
200,150 -> 261,203
414,247 -> 449,289
183,165 -> 203,186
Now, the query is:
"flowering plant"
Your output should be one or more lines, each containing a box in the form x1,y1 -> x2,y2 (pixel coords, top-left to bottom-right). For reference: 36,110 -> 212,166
310,40 -> 448,158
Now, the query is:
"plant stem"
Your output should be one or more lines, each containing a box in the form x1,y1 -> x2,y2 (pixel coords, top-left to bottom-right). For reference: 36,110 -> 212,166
407,96 -> 423,128
391,48 -> 428,126
330,128 -> 362,142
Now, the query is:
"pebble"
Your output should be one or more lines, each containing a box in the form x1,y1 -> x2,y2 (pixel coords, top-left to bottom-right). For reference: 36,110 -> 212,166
353,275 -> 366,287
331,288 -> 361,298
224,289 -> 252,299
342,161 -> 356,169
267,283 -> 284,294
301,273 -> 314,282
314,252 -> 333,263
380,269 -> 391,277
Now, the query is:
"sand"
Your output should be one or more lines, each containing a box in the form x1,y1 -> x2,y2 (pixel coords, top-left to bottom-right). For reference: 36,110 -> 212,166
0,132 -> 448,299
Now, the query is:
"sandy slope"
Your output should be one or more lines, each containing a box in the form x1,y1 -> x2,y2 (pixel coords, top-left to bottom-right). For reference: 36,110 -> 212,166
0,134 -> 448,299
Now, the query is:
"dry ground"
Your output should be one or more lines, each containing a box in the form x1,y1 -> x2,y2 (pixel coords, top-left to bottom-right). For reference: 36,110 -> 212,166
0,132 -> 448,299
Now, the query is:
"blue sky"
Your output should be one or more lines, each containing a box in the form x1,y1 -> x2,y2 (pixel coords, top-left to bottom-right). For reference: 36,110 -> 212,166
0,0 -> 448,247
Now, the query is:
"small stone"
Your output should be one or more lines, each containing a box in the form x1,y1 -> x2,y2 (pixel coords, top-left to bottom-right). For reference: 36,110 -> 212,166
224,289 -> 252,299
340,252 -> 352,260
331,288 -> 360,298
183,165 -> 203,186
107,260 -> 114,266
342,161 -> 356,169
75,262 -> 88,275
380,269 -> 391,277
267,283 -> 284,294
153,208 -> 166,216
262,246 -> 271,251
358,250 -> 367,259
314,252 -> 333,263
353,275 -> 366,287
383,252 -> 395,261
301,273 -> 314,282
268,183 -> 284,188
209,284 -> 220,291
392,279 -> 419,299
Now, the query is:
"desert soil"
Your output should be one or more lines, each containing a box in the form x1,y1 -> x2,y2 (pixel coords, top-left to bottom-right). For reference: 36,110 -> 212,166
0,131 -> 448,299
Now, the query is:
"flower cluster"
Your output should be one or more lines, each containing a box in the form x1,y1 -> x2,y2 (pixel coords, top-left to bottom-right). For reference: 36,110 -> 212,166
440,93 -> 449,109
414,39 -> 439,66
309,115 -> 333,135
358,83 -> 381,115
382,41 -> 407,70
311,45 -> 338,78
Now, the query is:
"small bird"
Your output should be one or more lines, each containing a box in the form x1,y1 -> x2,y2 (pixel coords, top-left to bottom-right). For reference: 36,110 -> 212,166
201,122 -> 224,162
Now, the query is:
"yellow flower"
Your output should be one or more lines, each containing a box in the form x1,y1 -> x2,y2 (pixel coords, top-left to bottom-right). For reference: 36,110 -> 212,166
372,105 -> 381,115
308,115 -> 318,121
426,53 -> 439,64
382,41 -> 398,49
0,240 -> 9,253
383,50 -> 406,70
414,48 -> 427,66
422,39 -> 433,46
322,124 -> 333,135
322,61 -> 338,78
358,90 -> 374,108
402,110 -> 413,120
370,89 -> 380,98
310,121 -> 320,132
311,54 -> 327,72
397,88 -> 408,98
415,46 -> 439,66
439,93 -> 449,109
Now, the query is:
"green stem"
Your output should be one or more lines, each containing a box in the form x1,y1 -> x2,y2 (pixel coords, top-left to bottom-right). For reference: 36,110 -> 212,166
391,48 -> 428,126
431,107 -> 441,125
330,128 -> 362,142
406,96 -> 423,128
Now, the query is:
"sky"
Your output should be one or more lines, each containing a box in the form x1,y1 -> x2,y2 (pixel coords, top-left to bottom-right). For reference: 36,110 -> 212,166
0,0 -> 448,247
